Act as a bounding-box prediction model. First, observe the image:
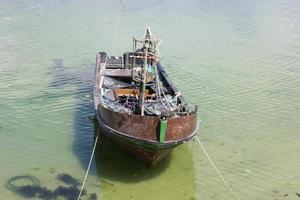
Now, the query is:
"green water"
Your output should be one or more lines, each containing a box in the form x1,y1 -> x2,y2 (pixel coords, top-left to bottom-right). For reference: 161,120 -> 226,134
1,0 -> 300,199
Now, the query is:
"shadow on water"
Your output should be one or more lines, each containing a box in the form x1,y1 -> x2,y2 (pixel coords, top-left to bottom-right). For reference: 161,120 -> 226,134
92,122 -> 197,200
93,123 -> 198,200
93,123 -> 171,183
4,59 -> 100,200
47,58 -> 97,170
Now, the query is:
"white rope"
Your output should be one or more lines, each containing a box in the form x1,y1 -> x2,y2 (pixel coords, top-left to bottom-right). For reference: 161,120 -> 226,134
195,135 -> 240,200
76,127 -> 100,200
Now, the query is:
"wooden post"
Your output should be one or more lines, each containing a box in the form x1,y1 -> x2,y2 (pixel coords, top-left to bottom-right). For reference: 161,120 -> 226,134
140,47 -> 148,116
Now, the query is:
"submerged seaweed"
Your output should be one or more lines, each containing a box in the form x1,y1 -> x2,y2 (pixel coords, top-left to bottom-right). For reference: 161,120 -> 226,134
18,185 -> 41,198
89,193 -> 97,200
6,173 -> 96,200
58,173 -> 81,186
52,185 -> 85,200
6,175 -> 41,198
37,187 -> 53,200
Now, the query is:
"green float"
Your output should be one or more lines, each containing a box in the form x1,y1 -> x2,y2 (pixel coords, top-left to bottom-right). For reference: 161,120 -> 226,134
160,119 -> 167,143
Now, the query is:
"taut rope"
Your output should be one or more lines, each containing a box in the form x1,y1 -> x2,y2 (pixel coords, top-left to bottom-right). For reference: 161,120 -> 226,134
195,135 -> 240,200
76,126 -> 100,200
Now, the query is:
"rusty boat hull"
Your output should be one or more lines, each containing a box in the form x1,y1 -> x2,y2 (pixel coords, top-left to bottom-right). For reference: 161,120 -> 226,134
95,103 -> 198,166
93,53 -> 198,167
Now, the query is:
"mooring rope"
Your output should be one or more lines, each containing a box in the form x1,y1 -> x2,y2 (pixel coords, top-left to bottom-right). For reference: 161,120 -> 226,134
76,126 -> 100,200
77,2 -> 124,199
195,135 -> 240,200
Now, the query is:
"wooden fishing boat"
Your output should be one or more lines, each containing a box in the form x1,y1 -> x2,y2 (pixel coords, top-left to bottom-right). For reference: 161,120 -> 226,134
93,28 -> 198,167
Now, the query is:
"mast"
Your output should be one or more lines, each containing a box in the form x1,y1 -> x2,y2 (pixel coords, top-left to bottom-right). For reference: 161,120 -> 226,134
140,46 -> 148,116
132,27 -> 160,116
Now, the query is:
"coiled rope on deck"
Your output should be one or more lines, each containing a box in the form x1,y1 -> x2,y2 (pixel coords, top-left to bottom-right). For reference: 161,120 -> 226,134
195,135 -> 240,200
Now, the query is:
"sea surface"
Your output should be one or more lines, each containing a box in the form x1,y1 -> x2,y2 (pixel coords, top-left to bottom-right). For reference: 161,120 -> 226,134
0,0 -> 300,199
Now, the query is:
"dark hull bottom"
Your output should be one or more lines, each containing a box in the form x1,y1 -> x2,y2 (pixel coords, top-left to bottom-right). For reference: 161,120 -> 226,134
112,137 -> 174,167
96,119 -> 180,167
